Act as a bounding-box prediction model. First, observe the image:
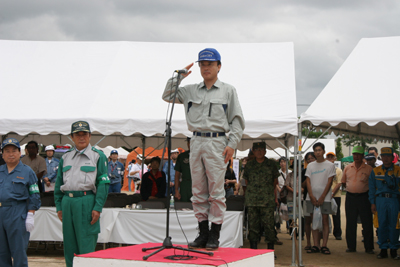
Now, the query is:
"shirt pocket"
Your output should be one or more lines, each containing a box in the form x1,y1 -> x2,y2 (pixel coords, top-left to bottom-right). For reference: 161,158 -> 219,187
209,99 -> 228,123
62,165 -> 72,183
81,166 -> 96,184
11,178 -> 29,198
186,99 -> 202,124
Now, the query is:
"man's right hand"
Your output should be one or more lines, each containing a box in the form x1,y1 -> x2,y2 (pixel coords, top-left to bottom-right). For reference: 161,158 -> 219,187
175,191 -> 181,200
371,204 -> 377,213
181,63 -> 194,78
57,211 -> 62,222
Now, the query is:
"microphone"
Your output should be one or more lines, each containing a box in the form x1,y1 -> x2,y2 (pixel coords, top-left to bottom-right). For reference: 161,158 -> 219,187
175,69 -> 188,74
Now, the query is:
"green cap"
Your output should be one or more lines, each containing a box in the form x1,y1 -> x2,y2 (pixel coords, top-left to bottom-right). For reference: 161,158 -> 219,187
252,141 -> 266,150
352,146 -> 364,155
381,147 -> 393,156
71,121 -> 91,134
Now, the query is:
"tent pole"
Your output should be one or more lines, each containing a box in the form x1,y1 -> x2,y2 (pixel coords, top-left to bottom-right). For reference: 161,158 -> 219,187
93,135 -> 107,147
298,123 -> 304,266
291,136 -> 298,266
302,126 -> 332,152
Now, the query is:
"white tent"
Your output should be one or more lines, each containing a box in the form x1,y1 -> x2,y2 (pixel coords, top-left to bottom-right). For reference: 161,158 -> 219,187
299,36 -> 400,141
0,40 -> 297,149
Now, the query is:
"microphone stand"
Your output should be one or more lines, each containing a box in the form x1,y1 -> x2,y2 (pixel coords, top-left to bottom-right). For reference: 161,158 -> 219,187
142,72 -> 214,260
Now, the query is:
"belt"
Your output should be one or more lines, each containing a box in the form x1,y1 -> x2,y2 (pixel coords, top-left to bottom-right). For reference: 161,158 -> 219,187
346,191 -> 369,197
376,193 -> 399,198
193,132 -> 225,137
64,191 -> 94,198
0,200 -> 25,207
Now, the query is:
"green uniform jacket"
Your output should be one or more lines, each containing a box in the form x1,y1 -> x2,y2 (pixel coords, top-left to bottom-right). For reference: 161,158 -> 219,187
54,145 -> 110,212
243,157 -> 279,207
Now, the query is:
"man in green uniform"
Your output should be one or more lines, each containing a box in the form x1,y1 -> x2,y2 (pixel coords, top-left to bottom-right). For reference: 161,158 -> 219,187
243,142 -> 279,255
54,121 -> 110,267
175,137 -> 192,202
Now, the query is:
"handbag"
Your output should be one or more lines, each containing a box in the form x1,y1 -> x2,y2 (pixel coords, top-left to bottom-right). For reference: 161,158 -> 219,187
331,198 -> 338,215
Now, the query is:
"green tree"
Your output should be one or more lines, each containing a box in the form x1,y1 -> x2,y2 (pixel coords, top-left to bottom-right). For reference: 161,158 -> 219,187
302,127 -> 328,139
341,135 -> 376,153
392,140 -> 399,155
335,137 -> 344,161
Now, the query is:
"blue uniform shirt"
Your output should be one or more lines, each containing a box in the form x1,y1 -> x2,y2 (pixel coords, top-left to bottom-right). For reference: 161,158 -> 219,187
45,157 -> 60,183
108,160 -> 124,184
369,164 -> 400,205
0,161 -> 41,210
163,160 -> 176,184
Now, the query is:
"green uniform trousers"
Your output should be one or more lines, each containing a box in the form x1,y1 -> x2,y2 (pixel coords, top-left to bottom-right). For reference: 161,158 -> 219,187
248,206 -> 275,243
62,194 -> 100,267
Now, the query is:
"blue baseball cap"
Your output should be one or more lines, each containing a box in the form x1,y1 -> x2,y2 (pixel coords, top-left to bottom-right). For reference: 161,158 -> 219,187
197,48 -> 221,62
110,150 -> 118,155
2,138 -> 20,150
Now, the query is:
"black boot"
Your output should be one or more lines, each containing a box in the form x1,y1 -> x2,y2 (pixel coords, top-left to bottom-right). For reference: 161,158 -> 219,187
268,242 -> 276,259
377,249 -> 388,259
206,223 -> 222,250
250,241 -> 258,249
390,249 -> 400,260
189,220 -> 209,248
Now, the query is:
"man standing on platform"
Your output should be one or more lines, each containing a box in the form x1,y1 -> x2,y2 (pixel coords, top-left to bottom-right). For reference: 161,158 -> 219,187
162,48 -> 245,250
369,147 -> 400,259
341,146 -> 374,254
243,142 -> 279,255
108,150 -> 124,193
54,121 -> 110,267
175,137 -> 193,202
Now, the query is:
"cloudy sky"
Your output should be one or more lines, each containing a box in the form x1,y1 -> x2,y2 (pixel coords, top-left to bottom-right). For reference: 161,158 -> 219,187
1,0 -> 399,115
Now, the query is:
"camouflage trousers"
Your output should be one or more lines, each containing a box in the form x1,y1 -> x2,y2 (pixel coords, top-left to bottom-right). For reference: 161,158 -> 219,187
247,205 -> 275,243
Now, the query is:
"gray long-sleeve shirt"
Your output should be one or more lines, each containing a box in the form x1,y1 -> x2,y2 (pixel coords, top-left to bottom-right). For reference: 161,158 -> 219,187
162,77 -> 245,149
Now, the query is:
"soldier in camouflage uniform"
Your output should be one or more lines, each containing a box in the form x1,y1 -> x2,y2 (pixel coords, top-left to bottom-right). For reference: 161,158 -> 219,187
243,141 -> 279,253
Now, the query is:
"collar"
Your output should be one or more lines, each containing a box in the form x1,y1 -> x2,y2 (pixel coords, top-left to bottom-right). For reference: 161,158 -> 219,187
0,161 -> 23,173
74,144 -> 92,157
198,79 -> 222,90
381,164 -> 394,171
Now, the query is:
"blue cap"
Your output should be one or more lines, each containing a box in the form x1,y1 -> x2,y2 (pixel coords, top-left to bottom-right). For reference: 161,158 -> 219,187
2,138 -> 20,150
197,48 -> 221,62
110,150 -> 118,155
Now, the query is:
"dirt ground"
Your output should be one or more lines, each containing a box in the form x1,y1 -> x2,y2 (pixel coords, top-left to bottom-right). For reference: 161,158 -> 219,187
27,194 -> 399,266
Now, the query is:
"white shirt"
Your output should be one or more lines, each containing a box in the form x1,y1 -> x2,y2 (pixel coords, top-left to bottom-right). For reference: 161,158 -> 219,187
305,160 -> 336,202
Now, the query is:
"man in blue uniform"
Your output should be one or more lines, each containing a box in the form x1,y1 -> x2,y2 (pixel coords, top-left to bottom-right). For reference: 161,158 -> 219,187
369,147 -> 400,260
43,145 -> 60,192
108,150 -> 124,193
0,138 -> 41,267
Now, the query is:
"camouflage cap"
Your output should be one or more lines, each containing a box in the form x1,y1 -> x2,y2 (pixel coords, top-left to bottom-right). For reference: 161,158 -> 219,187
252,141 -> 266,150
71,121 -> 91,134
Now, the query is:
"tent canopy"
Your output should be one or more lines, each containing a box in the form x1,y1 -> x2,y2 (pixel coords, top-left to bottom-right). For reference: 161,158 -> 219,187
0,40 -> 297,149
299,36 -> 400,141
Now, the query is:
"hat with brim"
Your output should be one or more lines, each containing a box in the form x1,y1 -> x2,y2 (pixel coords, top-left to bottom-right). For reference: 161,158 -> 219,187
110,150 -> 118,155
364,153 -> 376,160
2,138 -> 20,150
381,147 -> 393,156
196,48 -> 221,62
171,148 -> 180,154
252,141 -> 266,150
45,145 -> 55,151
71,121 -> 91,134
137,154 -> 144,160
326,152 -> 336,157
352,146 -> 364,155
